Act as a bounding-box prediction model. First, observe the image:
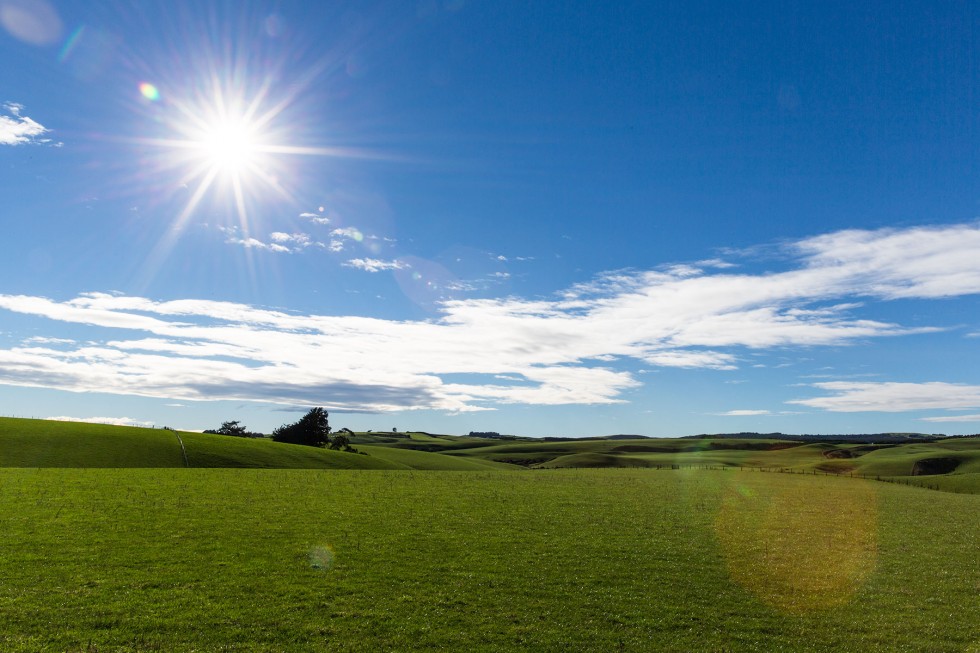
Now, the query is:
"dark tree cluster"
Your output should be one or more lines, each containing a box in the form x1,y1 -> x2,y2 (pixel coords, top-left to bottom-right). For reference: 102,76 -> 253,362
272,408 -> 358,452
468,431 -> 520,440
204,420 -> 264,438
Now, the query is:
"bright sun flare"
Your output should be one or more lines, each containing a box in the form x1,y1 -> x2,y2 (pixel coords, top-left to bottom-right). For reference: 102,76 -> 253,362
199,119 -> 259,174
139,75 -> 355,245
142,89 -> 290,234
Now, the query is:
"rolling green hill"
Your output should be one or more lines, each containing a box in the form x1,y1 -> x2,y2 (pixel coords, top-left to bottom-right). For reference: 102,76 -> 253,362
0,418 -> 187,468
3,418 -> 978,491
0,418 -> 484,471
354,431 -> 980,492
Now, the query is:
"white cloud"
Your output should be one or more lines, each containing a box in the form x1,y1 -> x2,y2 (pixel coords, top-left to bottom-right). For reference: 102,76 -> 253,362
0,223 -> 979,413
23,336 -> 75,345
697,258 -> 737,269
331,227 -> 364,241
716,409 -> 771,416
269,232 -> 312,248
343,258 -> 407,272
220,227 -> 316,253
791,382 -> 980,412
299,212 -> 331,226
795,223 -> 980,299
0,103 -> 56,146
920,414 -> 980,423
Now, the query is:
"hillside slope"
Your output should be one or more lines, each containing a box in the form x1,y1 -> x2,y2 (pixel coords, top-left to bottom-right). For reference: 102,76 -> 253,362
0,418 -> 422,470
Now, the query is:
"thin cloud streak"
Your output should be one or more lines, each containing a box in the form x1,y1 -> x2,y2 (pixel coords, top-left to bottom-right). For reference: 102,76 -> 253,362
0,223 -> 978,412
920,414 -> 980,423
716,410 -> 771,416
791,382 -> 980,412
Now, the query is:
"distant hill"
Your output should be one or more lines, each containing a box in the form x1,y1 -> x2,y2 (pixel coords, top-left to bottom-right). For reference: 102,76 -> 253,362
3,418 -> 978,491
541,434 -> 651,441
682,431 -> 950,444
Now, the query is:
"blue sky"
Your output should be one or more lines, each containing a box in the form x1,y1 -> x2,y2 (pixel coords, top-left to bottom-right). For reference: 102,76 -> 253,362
1,0 -> 978,436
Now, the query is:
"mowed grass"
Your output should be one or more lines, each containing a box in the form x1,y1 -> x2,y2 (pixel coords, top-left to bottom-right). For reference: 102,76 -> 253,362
0,468 -> 977,652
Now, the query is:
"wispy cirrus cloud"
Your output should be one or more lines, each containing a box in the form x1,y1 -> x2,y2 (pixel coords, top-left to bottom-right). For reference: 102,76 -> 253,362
790,382 -> 980,412
0,223 -> 978,413
343,258 -> 407,272
716,409 -> 771,416
919,414 -> 980,423
0,102 -> 58,146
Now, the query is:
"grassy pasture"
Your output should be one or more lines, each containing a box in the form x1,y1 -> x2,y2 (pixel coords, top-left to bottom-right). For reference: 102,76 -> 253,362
6,418 -> 979,491
354,444 -> 515,471
428,435 -> 980,489
0,419 -> 501,472
178,432 -> 400,470
0,468 -> 977,652
0,418 -> 185,468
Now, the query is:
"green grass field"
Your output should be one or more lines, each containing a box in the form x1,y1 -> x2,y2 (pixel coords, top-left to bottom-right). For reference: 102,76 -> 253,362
5,419 -> 979,493
1,418 -> 978,650
0,468 -> 977,651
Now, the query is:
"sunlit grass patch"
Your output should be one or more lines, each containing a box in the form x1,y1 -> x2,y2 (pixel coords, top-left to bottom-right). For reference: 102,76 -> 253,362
714,473 -> 878,613
0,468 -> 976,651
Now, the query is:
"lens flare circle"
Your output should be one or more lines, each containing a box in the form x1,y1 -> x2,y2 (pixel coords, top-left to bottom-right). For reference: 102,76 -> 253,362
308,545 -> 335,571
138,82 -> 160,101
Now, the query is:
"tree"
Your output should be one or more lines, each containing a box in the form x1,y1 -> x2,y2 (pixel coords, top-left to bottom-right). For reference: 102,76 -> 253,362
204,420 -> 249,437
272,407 -> 331,447
218,420 -> 248,437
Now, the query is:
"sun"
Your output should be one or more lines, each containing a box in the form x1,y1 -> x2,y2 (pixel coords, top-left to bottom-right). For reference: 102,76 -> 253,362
198,118 -> 260,175
173,93 -> 276,187
133,67 -> 367,269
136,83 -> 294,237
120,12 -> 374,285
